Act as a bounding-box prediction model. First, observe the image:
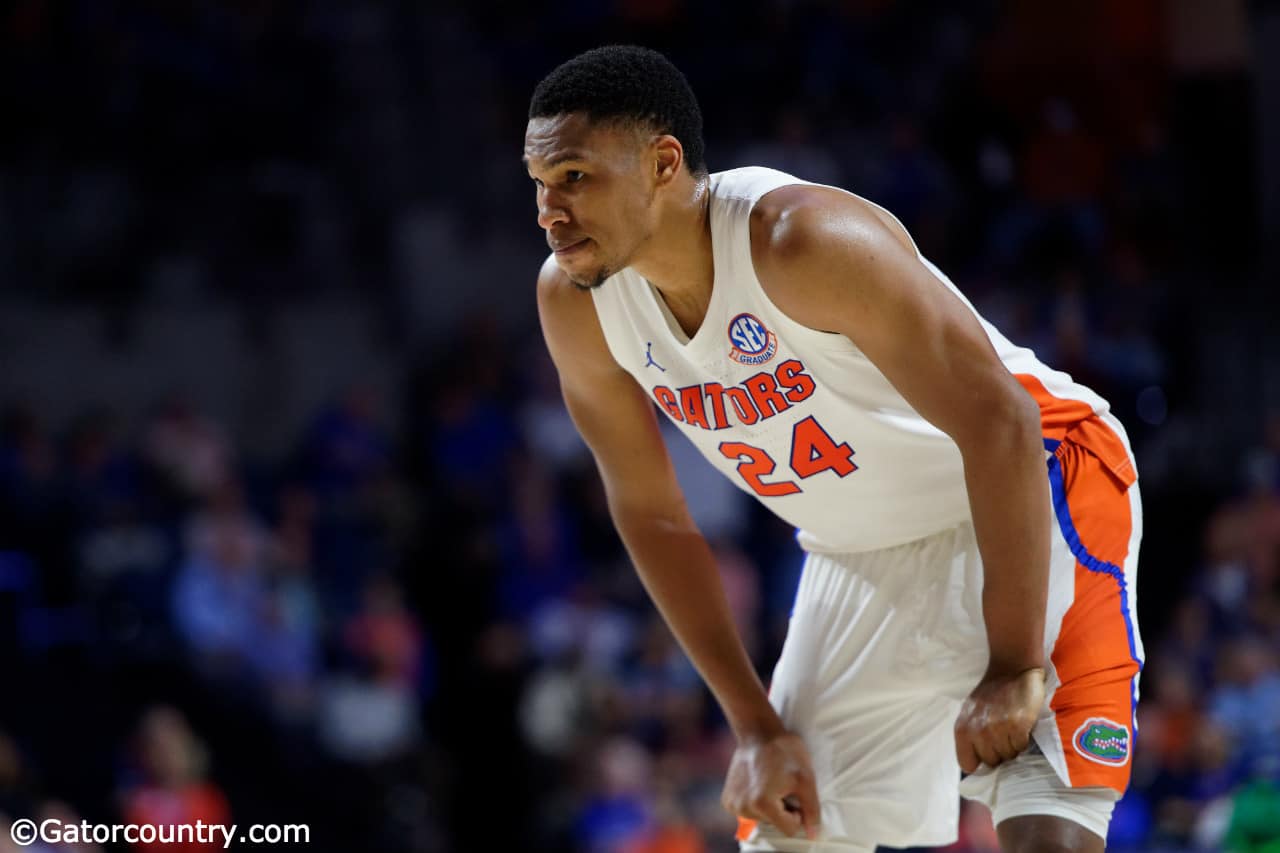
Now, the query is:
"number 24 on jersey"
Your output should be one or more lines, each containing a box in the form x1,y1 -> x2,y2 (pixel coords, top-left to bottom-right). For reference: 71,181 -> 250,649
718,415 -> 856,497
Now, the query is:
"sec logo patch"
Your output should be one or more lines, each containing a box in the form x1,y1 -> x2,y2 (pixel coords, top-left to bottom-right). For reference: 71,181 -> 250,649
727,313 -> 778,365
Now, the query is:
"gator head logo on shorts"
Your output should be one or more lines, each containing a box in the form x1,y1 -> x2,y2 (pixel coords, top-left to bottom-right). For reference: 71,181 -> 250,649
1072,717 -> 1130,766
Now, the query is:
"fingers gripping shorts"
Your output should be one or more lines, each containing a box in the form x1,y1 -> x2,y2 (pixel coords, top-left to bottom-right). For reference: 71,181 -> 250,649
737,422 -> 1143,851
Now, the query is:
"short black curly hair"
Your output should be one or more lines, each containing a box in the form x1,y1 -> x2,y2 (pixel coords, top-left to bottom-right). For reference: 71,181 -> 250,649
529,45 -> 706,176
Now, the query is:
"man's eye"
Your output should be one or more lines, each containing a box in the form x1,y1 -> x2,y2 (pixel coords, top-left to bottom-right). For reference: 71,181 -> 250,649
565,170 -> 585,183
531,177 -> 544,188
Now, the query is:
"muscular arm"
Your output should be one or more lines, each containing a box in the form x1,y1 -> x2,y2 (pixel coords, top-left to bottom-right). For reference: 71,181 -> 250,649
535,255 -> 780,739
749,186 -> 1050,679
537,256 -> 821,836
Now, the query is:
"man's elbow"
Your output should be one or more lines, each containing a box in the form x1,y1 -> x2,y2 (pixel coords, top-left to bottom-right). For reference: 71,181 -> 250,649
953,379 -> 1043,457
610,497 -> 700,540
598,469 -> 696,533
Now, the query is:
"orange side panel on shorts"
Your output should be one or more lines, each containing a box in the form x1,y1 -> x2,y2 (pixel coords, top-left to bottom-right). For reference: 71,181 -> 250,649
1013,373 -> 1095,439
1014,374 -> 1135,487
1047,439 -> 1139,793
1013,373 -> 1139,792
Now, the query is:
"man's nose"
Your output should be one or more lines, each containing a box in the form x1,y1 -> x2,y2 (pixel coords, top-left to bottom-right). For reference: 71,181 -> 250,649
537,196 -> 570,230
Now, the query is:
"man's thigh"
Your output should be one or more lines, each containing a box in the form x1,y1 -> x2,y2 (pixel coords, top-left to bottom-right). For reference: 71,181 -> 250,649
960,743 -> 1118,848
998,815 -> 1106,853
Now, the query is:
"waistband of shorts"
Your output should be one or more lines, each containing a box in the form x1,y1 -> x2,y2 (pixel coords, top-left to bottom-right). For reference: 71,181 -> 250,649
1046,415 -> 1136,490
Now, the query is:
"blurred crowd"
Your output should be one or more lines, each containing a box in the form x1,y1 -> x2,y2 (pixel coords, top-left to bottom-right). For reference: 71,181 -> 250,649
1,0 -> 1275,852
0,388 -> 443,852
1,336 -> 1278,853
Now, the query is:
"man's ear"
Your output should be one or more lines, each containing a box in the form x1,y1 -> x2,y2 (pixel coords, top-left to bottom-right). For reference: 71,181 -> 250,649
652,135 -> 684,186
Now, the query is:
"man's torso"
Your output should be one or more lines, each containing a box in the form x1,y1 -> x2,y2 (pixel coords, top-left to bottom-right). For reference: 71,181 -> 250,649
588,166 -> 1130,553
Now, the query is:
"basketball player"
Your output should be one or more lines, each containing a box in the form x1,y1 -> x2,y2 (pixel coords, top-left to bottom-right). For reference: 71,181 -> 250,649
526,46 -> 1142,853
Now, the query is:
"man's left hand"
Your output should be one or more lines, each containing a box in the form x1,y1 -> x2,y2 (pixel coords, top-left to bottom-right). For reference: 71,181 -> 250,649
954,666 -> 1045,773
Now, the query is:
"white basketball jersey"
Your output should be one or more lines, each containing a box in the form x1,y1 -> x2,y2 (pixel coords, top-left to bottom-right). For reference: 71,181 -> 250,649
589,167 -> 1132,553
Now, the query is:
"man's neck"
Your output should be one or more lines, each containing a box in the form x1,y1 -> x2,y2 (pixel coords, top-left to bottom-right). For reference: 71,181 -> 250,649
629,174 -> 714,338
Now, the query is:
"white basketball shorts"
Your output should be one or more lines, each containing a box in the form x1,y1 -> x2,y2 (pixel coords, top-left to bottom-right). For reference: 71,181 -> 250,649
737,437 -> 1143,851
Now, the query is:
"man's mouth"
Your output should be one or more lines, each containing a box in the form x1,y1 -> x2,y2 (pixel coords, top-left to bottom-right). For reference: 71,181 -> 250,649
552,238 -> 589,255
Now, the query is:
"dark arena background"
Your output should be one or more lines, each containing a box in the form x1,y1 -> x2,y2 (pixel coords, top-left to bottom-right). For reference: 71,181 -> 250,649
2,2 -> 1279,852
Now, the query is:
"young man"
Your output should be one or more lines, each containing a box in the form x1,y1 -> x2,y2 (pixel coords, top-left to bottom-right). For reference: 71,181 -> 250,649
526,46 -> 1142,853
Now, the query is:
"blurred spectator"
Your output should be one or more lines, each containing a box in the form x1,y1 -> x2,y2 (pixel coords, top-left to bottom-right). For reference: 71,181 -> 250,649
171,479 -> 269,677
420,320 -> 521,511
318,575 -> 426,764
528,585 -> 636,676
575,737 -> 656,853
1146,721 -> 1240,846
77,496 -> 172,656
1224,776 -> 1280,853
1024,99 -> 1107,208
342,574 -> 426,694
78,501 -> 169,588
496,455 -> 583,621
119,707 -> 231,853
0,813 -> 20,853
864,114 -> 956,251
301,385 -> 391,498
519,345 -> 591,474
519,649 -> 590,760
1207,639 -> 1280,772
1096,243 -> 1167,389
63,410 -> 138,525
1202,482 -> 1280,636
315,667 -> 421,765
663,424 -> 750,542
619,618 -> 703,749
991,99 -> 1107,268
249,488 -> 323,719
623,789 -> 707,853
142,401 -> 233,501
1142,662 -> 1207,779
1157,598 -> 1217,687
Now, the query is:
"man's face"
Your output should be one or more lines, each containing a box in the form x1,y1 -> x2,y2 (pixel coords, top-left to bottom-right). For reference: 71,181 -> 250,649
524,113 -> 657,289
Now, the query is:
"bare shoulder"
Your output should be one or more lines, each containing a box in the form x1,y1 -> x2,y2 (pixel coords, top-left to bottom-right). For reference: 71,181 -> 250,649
748,184 -> 915,268
535,252 -> 584,311
535,252 -> 597,337
534,253 -> 625,384
747,184 -> 921,327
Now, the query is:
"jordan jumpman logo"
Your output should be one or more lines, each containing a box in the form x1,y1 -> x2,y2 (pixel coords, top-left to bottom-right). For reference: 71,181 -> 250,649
644,342 -> 665,372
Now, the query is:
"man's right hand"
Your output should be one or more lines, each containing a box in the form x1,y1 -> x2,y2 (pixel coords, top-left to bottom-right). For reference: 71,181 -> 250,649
721,729 -> 821,840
